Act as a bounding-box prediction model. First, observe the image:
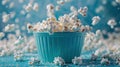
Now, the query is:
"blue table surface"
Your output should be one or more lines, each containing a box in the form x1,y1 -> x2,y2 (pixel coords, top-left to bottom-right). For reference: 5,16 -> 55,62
0,53 -> 120,67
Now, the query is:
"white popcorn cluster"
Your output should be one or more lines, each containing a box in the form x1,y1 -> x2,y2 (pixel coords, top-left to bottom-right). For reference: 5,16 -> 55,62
72,56 -> 82,65
53,57 -> 65,66
24,2 -> 39,12
101,58 -> 110,65
28,57 -> 41,65
0,32 -> 5,39
107,19 -> 117,29
4,24 -> 15,32
92,16 -> 101,25
27,12 -> 92,34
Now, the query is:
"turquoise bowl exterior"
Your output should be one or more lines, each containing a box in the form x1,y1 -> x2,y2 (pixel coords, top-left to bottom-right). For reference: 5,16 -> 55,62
34,32 -> 85,63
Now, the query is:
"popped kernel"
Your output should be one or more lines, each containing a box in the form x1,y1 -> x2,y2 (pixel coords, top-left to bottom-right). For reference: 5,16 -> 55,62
92,16 -> 100,25
78,6 -> 88,16
14,36 -> 24,45
2,13 -> 10,23
27,23 -> 33,33
4,24 -> 15,32
33,3 -> 39,12
72,56 -> 82,65
107,19 -> 117,29
53,57 -> 65,66
0,32 -> 5,39
25,3 -> 32,12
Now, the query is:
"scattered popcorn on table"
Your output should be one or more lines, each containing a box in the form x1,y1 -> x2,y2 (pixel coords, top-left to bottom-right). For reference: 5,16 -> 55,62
92,16 -> 100,25
53,57 -> 65,66
72,56 -> 82,65
55,6 -> 60,11
27,23 -> 33,33
46,4 -> 55,17
4,24 -> 15,32
9,2 -> 14,8
107,19 -> 117,29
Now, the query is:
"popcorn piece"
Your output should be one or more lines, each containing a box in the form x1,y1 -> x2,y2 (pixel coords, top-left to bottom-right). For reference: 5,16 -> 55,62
25,3 -> 32,12
57,0 -> 65,5
53,57 -> 65,66
101,58 -> 110,65
55,6 -> 60,11
33,3 -> 39,12
78,6 -> 88,16
0,32 -> 5,39
2,14 -> 10,23
27,23 -> 33,33
4,24 -> 15,32
107,19 -> 117,29
46,4 -> 54,17
72,57 -> 82,65
14,36 -> 24,45
92,16 -> 100,25
29,57 -> 41,65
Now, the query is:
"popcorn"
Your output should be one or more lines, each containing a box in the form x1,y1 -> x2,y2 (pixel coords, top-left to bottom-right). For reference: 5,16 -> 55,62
27,23 -> 33,33
53,57 -> 65,66
92,16 -> 100,25
107,19 -> 117,29
116,0 -> 120,3
55,6 -> 60,11
25,3 -> 32,12
46,4 -> 54,17
101,58 -> 110,65
28,57 -> 41,65
14,36 -> 24,45
78,6 -> 88,16
4,24 -> 15,32
14,51 -> 23,61
72,57 -> 82,65
2,14 -> 10,23
33,3 -> 39,12
0,32 -> 5,39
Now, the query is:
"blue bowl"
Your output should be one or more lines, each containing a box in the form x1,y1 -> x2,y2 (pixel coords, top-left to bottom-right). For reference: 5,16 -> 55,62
34,32 -> 85,63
